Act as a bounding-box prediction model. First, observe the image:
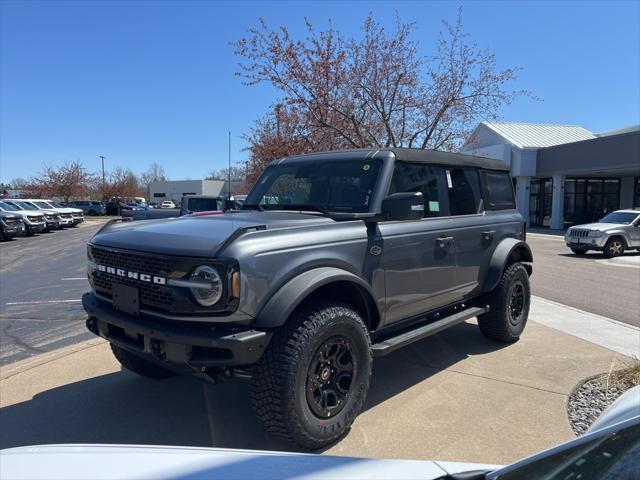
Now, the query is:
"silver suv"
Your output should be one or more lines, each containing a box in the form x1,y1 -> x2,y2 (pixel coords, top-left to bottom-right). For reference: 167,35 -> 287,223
565,209 -> 640,258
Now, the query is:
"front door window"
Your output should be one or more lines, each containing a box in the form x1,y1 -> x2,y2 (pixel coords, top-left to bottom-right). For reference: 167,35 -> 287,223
529,178 -> 553,227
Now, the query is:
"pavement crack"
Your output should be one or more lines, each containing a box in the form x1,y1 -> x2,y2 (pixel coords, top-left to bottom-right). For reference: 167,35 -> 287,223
1,321 -> 46,354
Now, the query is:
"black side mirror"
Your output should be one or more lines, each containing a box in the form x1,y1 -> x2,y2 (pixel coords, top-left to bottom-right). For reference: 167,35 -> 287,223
381,192 -> 424,221
224,199 -> 236,211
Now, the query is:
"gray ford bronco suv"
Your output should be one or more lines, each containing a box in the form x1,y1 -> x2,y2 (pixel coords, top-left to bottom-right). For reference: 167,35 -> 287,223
83,148 -> 532,449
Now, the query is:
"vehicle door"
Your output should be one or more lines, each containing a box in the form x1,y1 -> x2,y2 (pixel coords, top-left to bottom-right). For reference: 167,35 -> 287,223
378,162 -> 458,325
438,167 -> 491,298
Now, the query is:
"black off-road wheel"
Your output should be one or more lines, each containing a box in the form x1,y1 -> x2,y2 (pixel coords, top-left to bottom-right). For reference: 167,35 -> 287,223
110,343 -> 176,379
478,263 -> 531,343
570,247 -> 588,255
251,302 -> 372,450
603,237 -> 624,258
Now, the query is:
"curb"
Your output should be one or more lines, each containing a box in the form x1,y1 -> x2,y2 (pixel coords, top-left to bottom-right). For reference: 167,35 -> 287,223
0,338 -> 106,380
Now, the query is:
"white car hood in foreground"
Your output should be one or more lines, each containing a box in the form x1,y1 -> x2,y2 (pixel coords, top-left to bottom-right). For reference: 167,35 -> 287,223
0,444 -> 498,480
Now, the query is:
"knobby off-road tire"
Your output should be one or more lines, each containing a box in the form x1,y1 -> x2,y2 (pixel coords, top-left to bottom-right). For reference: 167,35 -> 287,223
602,237 -> 624,258
251,302 -> 372,450
110,343 -> 175,379
478,262 -> 531,343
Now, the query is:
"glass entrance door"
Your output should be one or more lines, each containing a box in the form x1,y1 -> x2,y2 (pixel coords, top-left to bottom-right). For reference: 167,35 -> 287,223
529,178 -> 553,227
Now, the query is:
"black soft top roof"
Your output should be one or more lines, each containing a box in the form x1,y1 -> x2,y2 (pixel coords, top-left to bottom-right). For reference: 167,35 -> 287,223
278,148 -> 509,171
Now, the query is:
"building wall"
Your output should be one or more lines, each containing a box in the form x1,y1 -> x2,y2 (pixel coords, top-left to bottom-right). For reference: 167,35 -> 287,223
149,180 -> 227,205
536,130 -> 640,177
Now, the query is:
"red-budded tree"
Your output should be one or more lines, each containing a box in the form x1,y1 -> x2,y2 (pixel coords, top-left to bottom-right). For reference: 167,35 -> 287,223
234,9 -> 532,178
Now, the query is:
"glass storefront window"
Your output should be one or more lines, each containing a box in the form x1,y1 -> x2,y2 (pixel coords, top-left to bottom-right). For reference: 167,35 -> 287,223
563,177 -> 620,227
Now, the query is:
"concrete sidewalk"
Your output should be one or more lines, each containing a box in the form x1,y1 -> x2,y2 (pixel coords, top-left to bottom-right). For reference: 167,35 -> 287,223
0,314 -> 630,466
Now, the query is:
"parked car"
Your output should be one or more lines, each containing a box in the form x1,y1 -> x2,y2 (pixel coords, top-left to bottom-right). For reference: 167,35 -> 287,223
3,199 -> 62,231
565,209 -> 640,257
26,199 -> 84,227
122,195 -> 224,221
83,148 -> 532,449
0,385 -> 637,479
160,200 -> 176,208
0,200 -> 46,235
0,211 -> 25,240
67,200 -> 106,216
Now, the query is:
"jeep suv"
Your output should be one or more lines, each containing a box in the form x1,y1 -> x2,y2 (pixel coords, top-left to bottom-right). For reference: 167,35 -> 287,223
83,148 -> 532,449
565,209 -> 640,258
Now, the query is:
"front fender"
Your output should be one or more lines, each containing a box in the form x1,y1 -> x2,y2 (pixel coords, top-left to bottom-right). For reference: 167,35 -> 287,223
483,238 -> 533,293
254,267 -> 377,329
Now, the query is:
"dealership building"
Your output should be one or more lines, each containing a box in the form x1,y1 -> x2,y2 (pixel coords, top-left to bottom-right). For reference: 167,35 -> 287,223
461,122 -> 640,229
149,179 -> 228,205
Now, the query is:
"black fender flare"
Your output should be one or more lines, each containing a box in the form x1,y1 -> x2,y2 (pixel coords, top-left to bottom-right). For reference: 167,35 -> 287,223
483,238 -> 533,293
254,267 -> 379,329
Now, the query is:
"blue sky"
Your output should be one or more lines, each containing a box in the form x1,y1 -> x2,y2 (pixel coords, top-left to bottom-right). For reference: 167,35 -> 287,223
1,0 -> 639,183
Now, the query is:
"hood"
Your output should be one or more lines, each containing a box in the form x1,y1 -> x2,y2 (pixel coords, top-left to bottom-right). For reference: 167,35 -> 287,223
570,222 -> 626,231
0,444 -> 498,480
2,210 -> 44,220
91,211 -> 336,257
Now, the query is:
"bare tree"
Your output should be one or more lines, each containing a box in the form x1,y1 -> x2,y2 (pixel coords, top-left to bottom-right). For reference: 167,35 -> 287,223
205,166 -> 246,182
140,163 -> 168,192
234,9 -> 532,177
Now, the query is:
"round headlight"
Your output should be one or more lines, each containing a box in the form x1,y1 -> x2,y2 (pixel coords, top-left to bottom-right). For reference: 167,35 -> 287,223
189,265 -> 223,307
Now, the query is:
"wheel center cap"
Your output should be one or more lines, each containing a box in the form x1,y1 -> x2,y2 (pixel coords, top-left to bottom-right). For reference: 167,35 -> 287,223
320,366 -> 331,382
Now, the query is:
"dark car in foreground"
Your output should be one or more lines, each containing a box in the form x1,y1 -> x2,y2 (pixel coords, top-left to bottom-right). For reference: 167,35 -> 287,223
82,148 -> 532,449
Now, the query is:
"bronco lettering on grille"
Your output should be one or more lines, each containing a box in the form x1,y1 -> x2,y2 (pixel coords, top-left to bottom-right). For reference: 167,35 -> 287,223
97,264 -> 166,285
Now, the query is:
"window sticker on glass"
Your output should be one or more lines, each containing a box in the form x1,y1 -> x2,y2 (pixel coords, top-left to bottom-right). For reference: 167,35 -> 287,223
446,170 -> 453,188
362,164 -> 371,171
429,201 -> 440,212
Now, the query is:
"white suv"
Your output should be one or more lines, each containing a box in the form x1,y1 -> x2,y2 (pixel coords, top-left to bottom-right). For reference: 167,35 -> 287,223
27,199 -> 84,227
0,200 -> 46,235
565,209 -> 640,258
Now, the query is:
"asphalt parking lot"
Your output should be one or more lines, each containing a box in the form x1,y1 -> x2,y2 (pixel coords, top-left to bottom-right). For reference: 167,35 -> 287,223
0,219 -> 109,365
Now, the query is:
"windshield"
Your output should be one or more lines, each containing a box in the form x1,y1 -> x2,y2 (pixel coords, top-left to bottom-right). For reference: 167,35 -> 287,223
0,200 -> 19,211
186,197 -> 222,212
11,201 -> 38,210
599,212 -> 638,224
243,159 -> 382,213
33,201 -> 53,209
493,421 -> 640,480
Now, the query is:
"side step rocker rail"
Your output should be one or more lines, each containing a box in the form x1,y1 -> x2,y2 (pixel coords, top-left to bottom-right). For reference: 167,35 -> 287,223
371,306 -> 489,357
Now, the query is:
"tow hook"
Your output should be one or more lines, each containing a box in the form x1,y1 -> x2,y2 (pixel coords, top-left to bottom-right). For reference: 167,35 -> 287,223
150,340 -> 165,360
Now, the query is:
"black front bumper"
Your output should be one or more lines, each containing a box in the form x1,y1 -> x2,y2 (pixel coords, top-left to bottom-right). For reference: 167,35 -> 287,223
82,292 -> 271,372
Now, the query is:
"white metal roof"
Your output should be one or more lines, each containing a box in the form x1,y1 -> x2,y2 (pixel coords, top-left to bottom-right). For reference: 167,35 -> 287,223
482,122 -> 596,149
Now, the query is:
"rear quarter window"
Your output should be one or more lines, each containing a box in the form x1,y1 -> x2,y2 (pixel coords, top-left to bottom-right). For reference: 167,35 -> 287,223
482,171 -> 516,210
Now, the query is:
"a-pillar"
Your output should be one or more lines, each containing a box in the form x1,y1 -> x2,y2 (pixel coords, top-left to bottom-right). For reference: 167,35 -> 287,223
515,176 -> 530,226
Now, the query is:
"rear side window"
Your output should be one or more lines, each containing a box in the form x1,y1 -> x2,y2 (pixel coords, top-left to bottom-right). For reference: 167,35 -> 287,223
483,171 -> 516,209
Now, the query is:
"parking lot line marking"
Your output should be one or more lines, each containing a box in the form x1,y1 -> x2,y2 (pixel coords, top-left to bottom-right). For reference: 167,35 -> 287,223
5,300 -> 81,305
61,277 -> 87,281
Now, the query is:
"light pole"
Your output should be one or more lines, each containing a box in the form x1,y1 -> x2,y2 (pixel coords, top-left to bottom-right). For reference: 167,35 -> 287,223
228,131 -> 231,202
99,155 -> 106,201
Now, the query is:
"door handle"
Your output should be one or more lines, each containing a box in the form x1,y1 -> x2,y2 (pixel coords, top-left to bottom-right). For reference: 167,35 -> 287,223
436,236 -> 454,248
482,230 -> 496,240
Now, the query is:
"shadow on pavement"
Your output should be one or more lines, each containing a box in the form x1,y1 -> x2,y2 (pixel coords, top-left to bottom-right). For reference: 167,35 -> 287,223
0,322 -> 507,452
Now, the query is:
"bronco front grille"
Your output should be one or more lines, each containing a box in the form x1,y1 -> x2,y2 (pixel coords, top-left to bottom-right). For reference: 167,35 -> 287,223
88,245 -> 174,309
